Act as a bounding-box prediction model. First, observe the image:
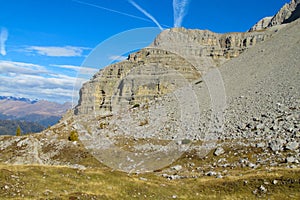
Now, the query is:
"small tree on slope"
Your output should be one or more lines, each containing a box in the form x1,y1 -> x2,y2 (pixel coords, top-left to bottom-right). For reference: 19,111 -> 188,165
16,125 -> 22,136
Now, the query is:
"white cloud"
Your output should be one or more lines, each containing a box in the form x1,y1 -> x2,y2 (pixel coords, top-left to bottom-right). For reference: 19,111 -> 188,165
0,60 -> 47,74
0,28 -> 8,56
26,46 -> 89,57
109,55 -> 128,62
0,60 -> 89,103
128,0 -> 163,30
51,64 -> 82,71
173,0 -> 190,27
0,72 -> 86,103
51,64 -> 99,75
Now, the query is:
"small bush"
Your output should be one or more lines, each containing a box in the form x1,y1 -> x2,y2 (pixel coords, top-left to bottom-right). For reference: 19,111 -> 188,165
99,122 -> 107,129
69,130 -> 78,141
182,139 -> 191,144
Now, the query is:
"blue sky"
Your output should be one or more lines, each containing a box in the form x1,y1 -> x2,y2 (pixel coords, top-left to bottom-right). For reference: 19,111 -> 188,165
0,0 -> 290,104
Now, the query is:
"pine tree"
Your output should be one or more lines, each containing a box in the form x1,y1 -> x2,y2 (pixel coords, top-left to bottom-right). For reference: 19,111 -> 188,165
16,125 -> 22,136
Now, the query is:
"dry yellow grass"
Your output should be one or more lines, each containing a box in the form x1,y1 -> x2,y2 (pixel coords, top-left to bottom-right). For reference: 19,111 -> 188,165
0,163 -> 299,200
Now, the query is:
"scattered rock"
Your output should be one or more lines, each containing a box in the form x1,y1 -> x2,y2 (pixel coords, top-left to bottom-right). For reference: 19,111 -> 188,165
162,174 -> 183,180
286,156 -> 296,163
139,177 -> 148,181
206,171 -> 217,176
286,141 -> 299,151
256,142 -> 266,148
169,175 -> 183,180
259,185 -> 267,193
256,123 -> 264,130
214,147 -> 225,156
171,165 -> 182,171
44,189 -> 53,196
248,162 -> 256,168
269,141 -> 283,152
216,173 -> 223,179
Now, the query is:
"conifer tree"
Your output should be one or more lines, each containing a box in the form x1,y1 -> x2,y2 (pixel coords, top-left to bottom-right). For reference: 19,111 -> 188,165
16,125 -> 22,136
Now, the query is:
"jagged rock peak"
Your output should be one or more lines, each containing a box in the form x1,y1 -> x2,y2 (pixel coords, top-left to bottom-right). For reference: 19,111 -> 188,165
150,27 -> 278,72
250,0 -> 300,31
249,17 -> 273,32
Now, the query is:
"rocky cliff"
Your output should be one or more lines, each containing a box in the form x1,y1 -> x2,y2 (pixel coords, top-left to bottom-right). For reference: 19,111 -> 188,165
150,27 -> 277,71
75,26 -> 282,115
75,48 -> 201,115
250,0 -> 300,31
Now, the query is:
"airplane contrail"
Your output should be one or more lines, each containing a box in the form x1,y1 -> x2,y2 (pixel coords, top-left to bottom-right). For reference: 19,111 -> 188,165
173,0 -> 190,27
128,0 -> 163,30
0,28 -> 8,56
72,0 -> 152,23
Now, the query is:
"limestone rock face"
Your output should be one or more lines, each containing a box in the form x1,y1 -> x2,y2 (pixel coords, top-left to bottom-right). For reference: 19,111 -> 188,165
151,28 -> 276,72
75,48 -> 200,115
269,0 -> 300,26
75,25 -> 280,116
75,23 -> 285,116
249,17 -> 273,32
250,0 -> 300,31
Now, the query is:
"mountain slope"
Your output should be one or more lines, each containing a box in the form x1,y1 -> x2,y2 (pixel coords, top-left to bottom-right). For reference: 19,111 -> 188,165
0,1 -> 299,199
0,0 -> 299,174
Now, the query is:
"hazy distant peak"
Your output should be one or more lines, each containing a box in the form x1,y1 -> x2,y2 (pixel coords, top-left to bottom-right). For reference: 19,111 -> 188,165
0,96 -> 38,104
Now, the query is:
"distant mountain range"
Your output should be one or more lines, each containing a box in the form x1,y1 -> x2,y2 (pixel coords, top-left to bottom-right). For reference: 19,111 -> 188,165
0,96 -> 38,104
0,96 -> 71,135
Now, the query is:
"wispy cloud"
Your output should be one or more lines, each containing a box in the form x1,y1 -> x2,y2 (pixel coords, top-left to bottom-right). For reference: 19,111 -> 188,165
0,60 -> 47,75
0,28 -> 8,56
109,55 -> 128,62
72,0 -> 152,23
128,0 -> 163,30
0,74 -> 75,102
26,46 -> 89,57
51,64 -> 98,75
173,0 -> 190,27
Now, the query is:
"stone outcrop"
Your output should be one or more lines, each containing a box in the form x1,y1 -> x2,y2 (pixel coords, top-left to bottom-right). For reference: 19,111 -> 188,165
75,48 -> 200,115
249,17 -> 273,32
250,0 -> 300,31
151,28 -> 277,71
75,27 -> 280,116
269,0 -> 300,26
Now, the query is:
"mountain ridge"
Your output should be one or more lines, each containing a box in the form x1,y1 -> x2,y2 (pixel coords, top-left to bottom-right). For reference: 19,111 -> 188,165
249,0 -> 300,31
0,96 -> 38,104
0,96 -> 71,134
